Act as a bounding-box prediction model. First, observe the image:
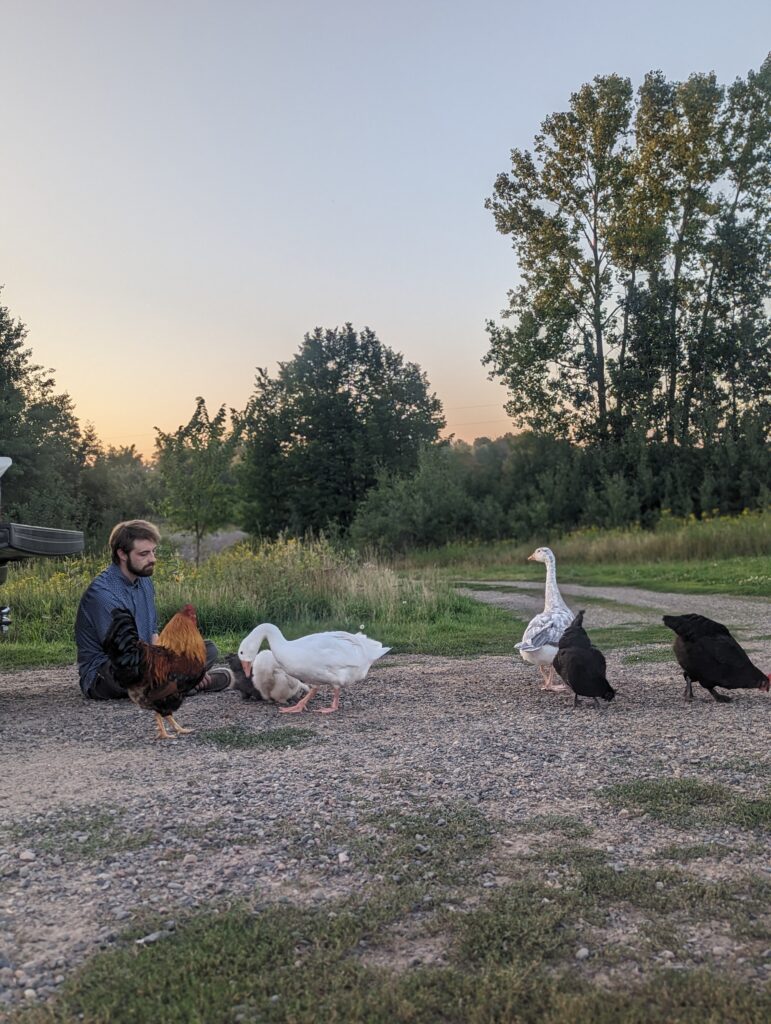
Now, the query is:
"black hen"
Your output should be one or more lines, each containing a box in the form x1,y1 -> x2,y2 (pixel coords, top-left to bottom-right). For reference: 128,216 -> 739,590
552,610 -> 615,709
662,613 -> 770,703
224,652 -> 264,701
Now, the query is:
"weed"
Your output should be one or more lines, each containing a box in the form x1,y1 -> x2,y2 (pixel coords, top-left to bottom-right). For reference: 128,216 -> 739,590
11,808 -> 153,860
516,814 -> 593,839
604,778 -> 771,829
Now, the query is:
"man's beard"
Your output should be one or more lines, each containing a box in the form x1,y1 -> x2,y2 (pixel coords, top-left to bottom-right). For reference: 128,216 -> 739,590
127,554 -> 155,577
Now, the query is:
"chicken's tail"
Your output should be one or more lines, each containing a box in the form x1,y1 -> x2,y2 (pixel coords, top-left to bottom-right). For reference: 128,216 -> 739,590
103,607 -> 145,685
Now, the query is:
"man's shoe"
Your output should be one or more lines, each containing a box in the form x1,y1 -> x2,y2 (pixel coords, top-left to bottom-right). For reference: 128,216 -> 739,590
194,666 -> 236,693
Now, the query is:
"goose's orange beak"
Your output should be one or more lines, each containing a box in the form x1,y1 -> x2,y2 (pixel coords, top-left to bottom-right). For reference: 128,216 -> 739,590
240,660 -> 252,680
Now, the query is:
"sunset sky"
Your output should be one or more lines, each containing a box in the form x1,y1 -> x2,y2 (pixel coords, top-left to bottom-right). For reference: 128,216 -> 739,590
2,1 -> 768,456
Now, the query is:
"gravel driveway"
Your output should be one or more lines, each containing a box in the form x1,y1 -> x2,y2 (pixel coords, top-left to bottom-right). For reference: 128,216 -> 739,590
0,584 -> 769,1016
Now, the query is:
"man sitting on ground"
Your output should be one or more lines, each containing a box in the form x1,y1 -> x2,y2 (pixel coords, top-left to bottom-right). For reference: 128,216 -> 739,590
75,519 -> 234,700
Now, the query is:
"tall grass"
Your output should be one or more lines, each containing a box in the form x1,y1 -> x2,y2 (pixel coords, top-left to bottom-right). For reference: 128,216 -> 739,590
397,509 -> 771,571
0,537 -> 505,665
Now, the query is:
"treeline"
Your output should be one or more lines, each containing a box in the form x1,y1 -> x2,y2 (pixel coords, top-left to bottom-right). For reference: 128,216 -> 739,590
1,288 -> 768,554
350,426 -> 769,551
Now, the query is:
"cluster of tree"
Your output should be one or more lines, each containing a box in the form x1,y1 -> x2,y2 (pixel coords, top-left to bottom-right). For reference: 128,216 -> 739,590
350,425 -> 770,551
238,325 -> 445,537
484,56 -> 770,448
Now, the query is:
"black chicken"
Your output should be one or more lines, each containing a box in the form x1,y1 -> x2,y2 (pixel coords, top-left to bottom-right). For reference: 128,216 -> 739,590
552,610 -> 615,709
662,613 -> 770,703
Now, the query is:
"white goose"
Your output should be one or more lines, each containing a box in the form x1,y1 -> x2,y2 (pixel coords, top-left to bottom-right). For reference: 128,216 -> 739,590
250,649 -> 309,704
238,623 -> 391,714
515,546 -> 573,691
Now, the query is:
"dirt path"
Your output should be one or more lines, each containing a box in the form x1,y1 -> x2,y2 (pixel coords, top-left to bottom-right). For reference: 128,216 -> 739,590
459,581 -> 771,648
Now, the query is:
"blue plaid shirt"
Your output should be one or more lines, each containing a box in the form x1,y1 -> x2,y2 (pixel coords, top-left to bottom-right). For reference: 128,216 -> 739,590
74,563 -> 158,696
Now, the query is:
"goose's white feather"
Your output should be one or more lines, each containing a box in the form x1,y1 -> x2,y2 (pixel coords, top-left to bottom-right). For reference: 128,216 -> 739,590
515,547 -> 573,670
238,623 -> 390,689
250,649 -> 309,704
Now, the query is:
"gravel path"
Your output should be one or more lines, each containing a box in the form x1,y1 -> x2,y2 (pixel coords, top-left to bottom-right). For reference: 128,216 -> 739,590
0,585 -> 769,1016
459,581 -> 771,641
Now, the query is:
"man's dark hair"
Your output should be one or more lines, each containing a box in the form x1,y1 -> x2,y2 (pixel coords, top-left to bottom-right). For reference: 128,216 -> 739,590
108,520 -> 161,564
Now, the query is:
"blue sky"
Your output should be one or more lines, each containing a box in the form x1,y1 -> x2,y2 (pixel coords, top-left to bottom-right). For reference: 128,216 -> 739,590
1,0 -> 768,453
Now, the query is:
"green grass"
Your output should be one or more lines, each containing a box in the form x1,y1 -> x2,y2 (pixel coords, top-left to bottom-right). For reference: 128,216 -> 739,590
197,725 -> 318,750
515,814 -> 593,839
584,622 -> 672,650
12,799 -> 771,1023
443,555 -> 771,596
397,510 -> 771,576
622,647 -> 674,664
654,842 -> 733,862
17,845 -> 771,1024
9,809 -> 153,860
604,778 -> 771,829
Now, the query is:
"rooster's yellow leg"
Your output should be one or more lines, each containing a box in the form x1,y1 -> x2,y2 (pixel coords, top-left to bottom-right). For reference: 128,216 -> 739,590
167,715 -> 193,735
154,713 -> 174,739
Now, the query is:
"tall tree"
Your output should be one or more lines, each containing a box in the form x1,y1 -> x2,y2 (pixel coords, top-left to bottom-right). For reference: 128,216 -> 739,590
485,74 -> 634,440
0,292 -> 87,527
155,398 -> 242,564
79,440 -> 162,545
240,325 -> 445,536
485,58 -> 771,445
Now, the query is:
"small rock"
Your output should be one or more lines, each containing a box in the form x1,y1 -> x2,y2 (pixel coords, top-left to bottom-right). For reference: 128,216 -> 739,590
18,851 -> 36,862
576,947 -> 590,961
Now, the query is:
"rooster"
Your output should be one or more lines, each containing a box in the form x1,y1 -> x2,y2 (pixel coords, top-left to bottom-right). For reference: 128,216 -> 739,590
552,610 -> 615,709
103,604 -> 207,739
663,613 -> 770,703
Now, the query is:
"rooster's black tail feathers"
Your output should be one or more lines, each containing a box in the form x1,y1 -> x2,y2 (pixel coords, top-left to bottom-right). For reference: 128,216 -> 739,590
103,607 -> 145,685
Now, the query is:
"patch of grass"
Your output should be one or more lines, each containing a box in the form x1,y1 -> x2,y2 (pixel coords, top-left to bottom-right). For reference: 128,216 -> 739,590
384,604 -> 524,656
586,622 -> 672,650
449,880 -> 579,966
654,842 -> 733,862
197,726 -> 318,750
622,647 -> 674,664
0,641 -> 76,669
604,778 -> 771,829
19,890 -> 771,1024
516,814 -> 593,839
352,804 -> 493,887
529,844 -> 770,947
721,758 -> 771,777
11,809 -> 153,860
434,555 -> 771,597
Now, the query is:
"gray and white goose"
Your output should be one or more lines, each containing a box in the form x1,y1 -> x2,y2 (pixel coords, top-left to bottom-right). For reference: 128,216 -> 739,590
515,546 -> 573,691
